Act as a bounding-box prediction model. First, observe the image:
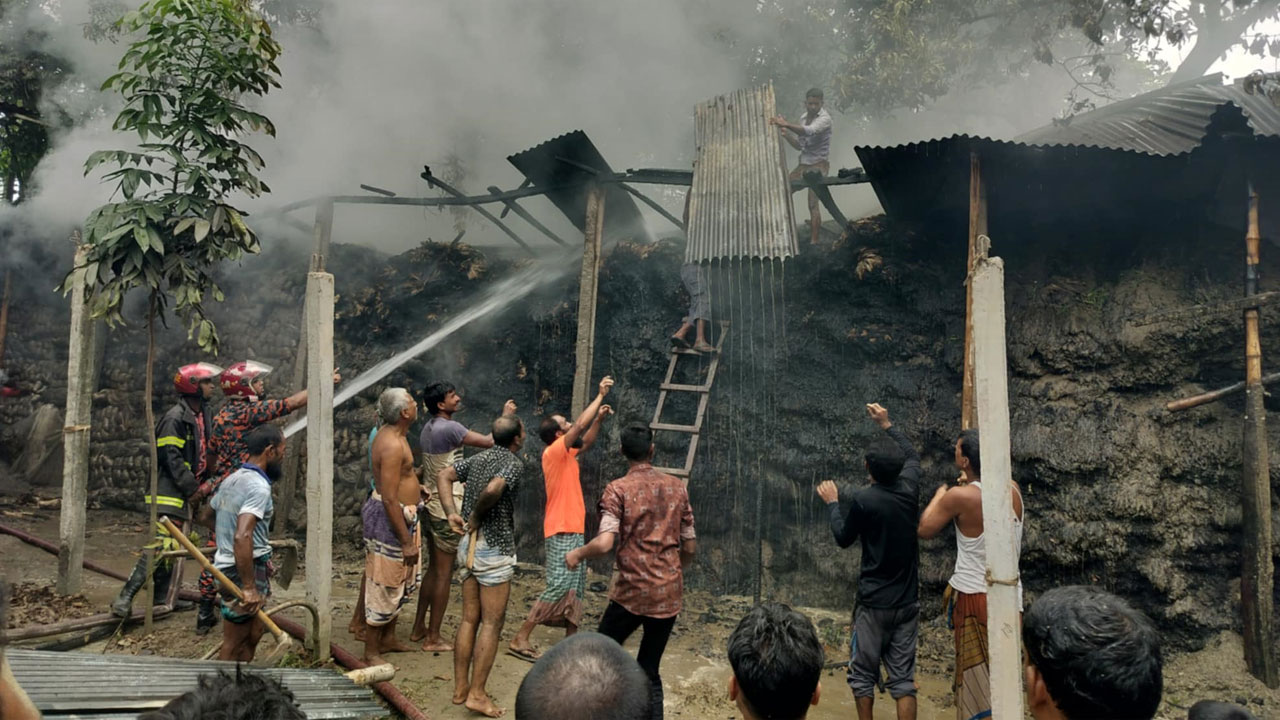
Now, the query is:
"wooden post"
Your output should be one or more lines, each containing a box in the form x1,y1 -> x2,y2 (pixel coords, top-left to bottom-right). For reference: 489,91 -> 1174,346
276,200 -> 332,538
0,268 -> 10,365
58,245 -> 98,594
971,249 -> 1025,718
571,183 -> 605,417
1241,183 -> 1278,687
304,268 -> 335,662
962,151 -> 987,430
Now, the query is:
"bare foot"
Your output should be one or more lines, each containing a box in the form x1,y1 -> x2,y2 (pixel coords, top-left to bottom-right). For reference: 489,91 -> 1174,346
363,653 -> 389,667
421,637 -> 454,652
692,341 -> 715,353
382,635 -> 416,653
409,625 -> 427,643
465,693 -> 505,717
451,686 -> 470,705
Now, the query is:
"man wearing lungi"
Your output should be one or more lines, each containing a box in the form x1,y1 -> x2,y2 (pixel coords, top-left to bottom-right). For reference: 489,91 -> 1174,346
438,415 -> 526,718
362,387 -> 423,665
508,376 -> 614,661
917,429 -> 1025,720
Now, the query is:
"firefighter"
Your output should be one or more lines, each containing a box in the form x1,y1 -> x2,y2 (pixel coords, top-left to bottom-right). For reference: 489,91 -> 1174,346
193,360 -> 339,634
110,362 -> 222,618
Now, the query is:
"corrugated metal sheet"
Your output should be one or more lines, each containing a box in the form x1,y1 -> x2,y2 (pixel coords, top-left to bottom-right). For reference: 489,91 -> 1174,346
686,84 -> 797,262
1014,73 -> 1280,156
507,130 -> 649,243
7,649 -> 387,719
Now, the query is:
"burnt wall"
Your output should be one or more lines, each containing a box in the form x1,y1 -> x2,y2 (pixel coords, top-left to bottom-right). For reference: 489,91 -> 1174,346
2,216 -> 1278,650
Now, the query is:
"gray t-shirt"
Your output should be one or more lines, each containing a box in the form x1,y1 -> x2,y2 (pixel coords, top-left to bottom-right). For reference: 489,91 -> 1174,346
211,464 -> 273,568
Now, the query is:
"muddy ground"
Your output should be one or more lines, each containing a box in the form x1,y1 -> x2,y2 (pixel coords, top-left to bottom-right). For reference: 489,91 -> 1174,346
1,508 -> 1274,719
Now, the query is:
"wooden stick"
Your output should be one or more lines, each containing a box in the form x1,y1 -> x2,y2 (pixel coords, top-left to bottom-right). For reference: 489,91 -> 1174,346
1166,372 -> 1280,412
466,528 -> 479,570
421,168 -> 535,254
305,272 -> 335,662
570,183 -> 605,417
962,151 -> 987,430
486,185 -> 568,245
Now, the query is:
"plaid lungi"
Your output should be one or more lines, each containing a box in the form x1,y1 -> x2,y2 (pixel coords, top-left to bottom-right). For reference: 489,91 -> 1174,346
525,532 -> 586,628
946,586 -> 992,720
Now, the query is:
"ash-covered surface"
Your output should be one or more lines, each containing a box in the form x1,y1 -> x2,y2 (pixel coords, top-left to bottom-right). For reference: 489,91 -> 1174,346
2,214 -> 1278,651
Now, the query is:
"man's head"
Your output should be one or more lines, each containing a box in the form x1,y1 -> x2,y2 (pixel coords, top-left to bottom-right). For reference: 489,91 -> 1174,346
864,436 -> 905,485
955,429 -> 980,477
728,603 -> 823,720
493,415 -> 525,451
538,414 -> 578,447
137,668 -> 306,720
244,424 -> 286,481
173,362 -> 222,402
378,387 -> 417,427
423,381 -> 460,417
514,632 -> 650,720
1023,585 -> 1163,720
805,88 -> 823,115
619,424 -> 654,463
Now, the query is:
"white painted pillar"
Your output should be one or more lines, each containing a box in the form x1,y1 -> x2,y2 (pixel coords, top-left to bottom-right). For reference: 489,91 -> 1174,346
972,254 -> 1025,719
304,269 -> 334,661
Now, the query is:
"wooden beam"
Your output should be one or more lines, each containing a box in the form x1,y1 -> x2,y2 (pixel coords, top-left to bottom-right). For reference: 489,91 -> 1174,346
1166,371 -> 1280,412
486,185 -> 568,245
962,151 -> 988,430
58,244 -> 97,594
498,178 -> 533,218
1241,183 -> 1278,688
620,183 -> 685,232
276,200 -> 332,538
421,168 -> 535,254
571,184 -> 605,417
971,250 -> 1026,719
304,268 -> 335,662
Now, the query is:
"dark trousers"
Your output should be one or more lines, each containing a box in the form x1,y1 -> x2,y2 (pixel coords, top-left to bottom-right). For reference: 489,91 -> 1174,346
597,601 -> 676,720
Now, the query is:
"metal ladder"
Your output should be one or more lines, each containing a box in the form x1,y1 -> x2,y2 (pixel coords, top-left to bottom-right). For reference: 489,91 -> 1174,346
650,322 -> 728,480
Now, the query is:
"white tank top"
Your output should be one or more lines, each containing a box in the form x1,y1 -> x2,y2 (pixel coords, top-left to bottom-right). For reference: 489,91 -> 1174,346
949,481 -> 1025,600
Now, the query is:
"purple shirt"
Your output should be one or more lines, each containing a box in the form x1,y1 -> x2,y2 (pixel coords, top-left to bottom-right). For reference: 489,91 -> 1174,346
420,417 -> 468,454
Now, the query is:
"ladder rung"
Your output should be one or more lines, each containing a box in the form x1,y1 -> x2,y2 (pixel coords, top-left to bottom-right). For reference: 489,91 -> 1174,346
654,466 -> 689,478
659,383 -> 711,393
671,348 -> 709,356
650,422 -> 699,433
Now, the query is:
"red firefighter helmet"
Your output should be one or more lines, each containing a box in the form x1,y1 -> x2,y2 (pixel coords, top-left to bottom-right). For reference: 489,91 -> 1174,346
220,360 -> 274,400
173,362 -> 223,396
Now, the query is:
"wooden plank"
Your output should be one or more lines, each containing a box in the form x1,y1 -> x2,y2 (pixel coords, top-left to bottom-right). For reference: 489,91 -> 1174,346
58,244 -> 96,594
619,183 -> 686,231
659,383 -> 711,393
650,422 -> 699,433
971,252 -> 1025,719
654,467 -> 689,478
962,151 -> 987,430
304,269 -> 335,662
1241,184 -> 1278,687
570,184 -> 605,417
486,185 -> 568,245
421,168 -> 535,254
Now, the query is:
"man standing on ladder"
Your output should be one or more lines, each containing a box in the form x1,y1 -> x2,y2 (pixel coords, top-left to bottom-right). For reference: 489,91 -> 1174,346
110,362 -> 221,618
771,88 -> 833,247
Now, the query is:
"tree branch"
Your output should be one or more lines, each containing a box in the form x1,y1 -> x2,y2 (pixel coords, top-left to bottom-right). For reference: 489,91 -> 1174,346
1169,0 -> 1278,83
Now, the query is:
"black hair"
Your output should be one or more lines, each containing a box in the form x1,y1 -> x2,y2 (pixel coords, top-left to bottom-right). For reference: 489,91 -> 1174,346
728,603 -> 823,720
864,436 -> 905,484
620,425 -> 653,461
244,424 -> 284,456
538,416 -> 562,446
805,87 -> 823,100
957,429 -> 980,477
137,668 -> 306,720
493,415 -> 523,448
514,632 -> 650,720
1189,701 -> 1259,720
1023,585 -> 1163,720
422,381 -> 456,417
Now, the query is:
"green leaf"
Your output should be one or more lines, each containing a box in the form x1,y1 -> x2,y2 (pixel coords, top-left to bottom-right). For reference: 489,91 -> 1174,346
193,219 -> 211,242
173,217 -> 196,236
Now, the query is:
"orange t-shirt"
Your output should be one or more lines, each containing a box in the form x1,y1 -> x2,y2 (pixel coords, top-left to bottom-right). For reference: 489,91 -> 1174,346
541,436 -> 584,537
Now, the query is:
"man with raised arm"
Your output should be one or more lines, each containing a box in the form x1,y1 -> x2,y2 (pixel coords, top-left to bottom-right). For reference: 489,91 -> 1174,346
508,376 -> 614,661
438,415 -> 526,718
816,403 -> 920,720
361,387 -> 423,665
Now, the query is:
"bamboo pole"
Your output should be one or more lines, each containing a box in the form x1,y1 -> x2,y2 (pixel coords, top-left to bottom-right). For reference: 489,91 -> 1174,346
58,244 -> 97,594
971,251 -> 1025,718
571,184 -> 606,417
0,268 -> 10,365
962,152 -> 987,430
304,268 -> 335,662
1240,183 -> 1278,687
143,295 -> 159,631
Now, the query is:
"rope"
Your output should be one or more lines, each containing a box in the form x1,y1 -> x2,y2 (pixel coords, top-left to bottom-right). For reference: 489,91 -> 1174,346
62,424 -> 91,433
986,569 -> 1020,587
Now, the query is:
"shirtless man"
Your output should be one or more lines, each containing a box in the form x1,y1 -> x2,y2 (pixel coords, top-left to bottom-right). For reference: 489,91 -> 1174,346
362,387 -> 423,666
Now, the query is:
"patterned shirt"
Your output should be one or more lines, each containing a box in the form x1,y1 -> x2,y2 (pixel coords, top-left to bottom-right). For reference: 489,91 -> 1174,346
597,464 -> 696,619
456,446 -> 524,555
209,399 -> 290,481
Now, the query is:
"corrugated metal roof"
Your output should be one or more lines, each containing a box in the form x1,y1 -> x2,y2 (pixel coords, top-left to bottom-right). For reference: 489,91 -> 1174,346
7,649 -> 387,719
686,84 -> 797,262
1014,73 -> 1280,156
507,130 -> 649,243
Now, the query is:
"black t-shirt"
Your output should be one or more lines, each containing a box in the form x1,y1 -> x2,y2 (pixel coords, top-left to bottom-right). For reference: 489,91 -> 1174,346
826,425 -> 921,609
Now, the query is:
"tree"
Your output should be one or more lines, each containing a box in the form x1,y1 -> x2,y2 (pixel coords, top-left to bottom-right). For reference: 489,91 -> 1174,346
61,0 -> 281,624
0,0 -> 69,204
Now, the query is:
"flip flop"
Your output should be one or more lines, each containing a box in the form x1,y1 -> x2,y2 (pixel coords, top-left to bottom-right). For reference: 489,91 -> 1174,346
506,647 -> 541,663
670,336 -> 692,350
